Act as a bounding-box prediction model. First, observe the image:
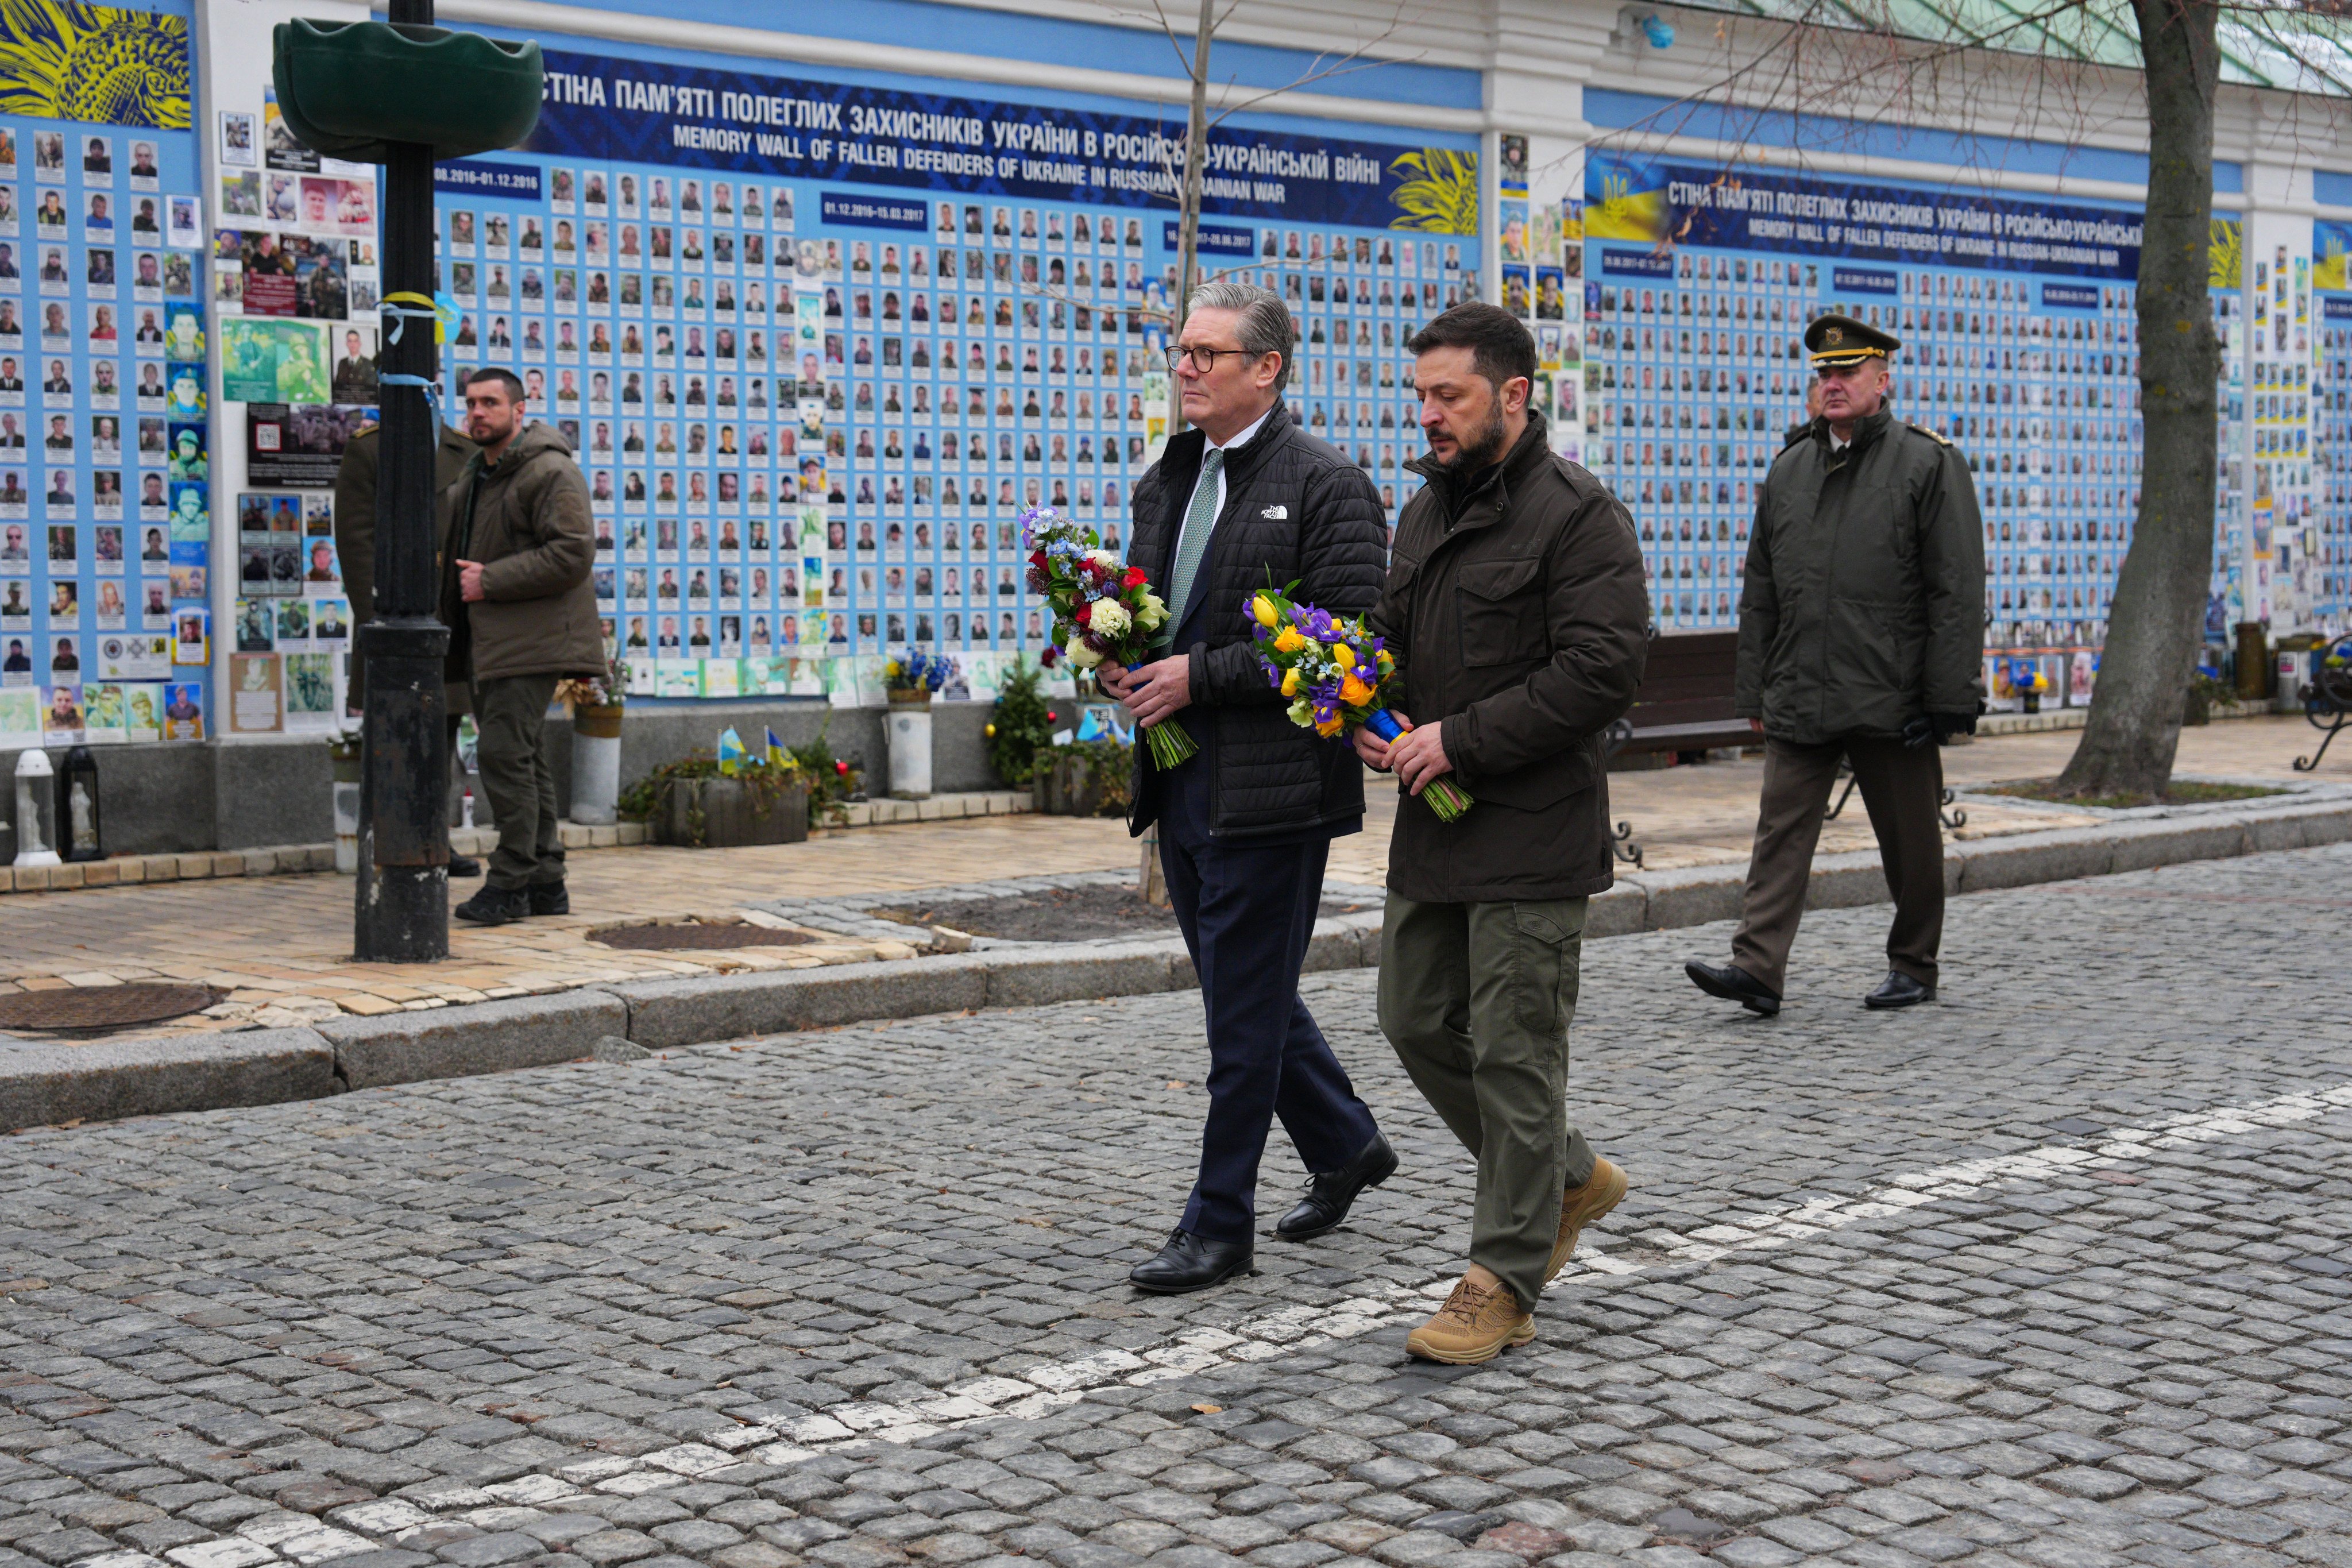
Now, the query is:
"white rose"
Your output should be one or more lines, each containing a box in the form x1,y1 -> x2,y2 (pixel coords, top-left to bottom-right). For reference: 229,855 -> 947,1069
1064,635 -> 1104,670
1087,598 -> 1131,638
1087,549 -> 1121,571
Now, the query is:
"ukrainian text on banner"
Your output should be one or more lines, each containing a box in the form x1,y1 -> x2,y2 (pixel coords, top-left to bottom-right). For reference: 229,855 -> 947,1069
529,48 -> 1477,233
1585,156 -> 2142,281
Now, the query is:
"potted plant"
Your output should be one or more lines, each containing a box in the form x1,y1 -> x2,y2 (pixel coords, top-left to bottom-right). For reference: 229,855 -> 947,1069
620,748 -> 809,848
881,647 -> 948,799
561,652 -> 628,825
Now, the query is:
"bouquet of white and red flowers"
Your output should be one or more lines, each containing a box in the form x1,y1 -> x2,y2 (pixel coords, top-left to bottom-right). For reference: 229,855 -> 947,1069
1248,587 -> 1473,822
1022,505 -> 1196,768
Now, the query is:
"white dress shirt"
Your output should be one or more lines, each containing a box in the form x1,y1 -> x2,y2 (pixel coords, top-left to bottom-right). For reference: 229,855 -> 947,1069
1175,404 -> 1275,560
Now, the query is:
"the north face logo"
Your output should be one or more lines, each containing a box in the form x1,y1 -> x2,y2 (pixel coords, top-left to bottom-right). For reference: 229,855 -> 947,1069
1261,504 -> 1288,520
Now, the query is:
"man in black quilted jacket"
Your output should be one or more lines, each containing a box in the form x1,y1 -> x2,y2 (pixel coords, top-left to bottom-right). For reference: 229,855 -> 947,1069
1100,281 -> 1396,1294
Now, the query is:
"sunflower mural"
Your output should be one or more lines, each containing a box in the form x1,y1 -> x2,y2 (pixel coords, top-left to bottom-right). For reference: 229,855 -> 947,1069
2208,217 -> 2243,293
1387,148 -> 1477,235
0,0 -> 188,129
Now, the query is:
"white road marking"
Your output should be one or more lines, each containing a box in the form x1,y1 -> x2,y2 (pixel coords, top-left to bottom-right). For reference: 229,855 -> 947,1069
80,1077 -> 2346,1568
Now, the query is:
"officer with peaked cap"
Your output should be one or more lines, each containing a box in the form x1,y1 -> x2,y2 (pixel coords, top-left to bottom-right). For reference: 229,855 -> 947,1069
1685,312 -> 1985,1015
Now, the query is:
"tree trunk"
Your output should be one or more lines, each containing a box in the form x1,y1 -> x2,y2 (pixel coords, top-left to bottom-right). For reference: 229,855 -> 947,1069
2053,0 -> 2221,801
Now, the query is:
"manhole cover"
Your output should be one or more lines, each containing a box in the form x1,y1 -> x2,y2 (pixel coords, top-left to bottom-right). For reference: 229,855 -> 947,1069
593,922 -> 816,952
0,983 -> 219,1033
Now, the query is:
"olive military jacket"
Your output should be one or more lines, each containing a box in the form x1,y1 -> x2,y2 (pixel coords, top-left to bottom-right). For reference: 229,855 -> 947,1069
1736,407 -> 1986,744
331,420 -> 478,709
436,422 -> 604,686
1368,414 -> 1651,903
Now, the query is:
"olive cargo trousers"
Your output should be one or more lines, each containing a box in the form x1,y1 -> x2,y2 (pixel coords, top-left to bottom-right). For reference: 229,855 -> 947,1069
1378,894 -> 1598,1309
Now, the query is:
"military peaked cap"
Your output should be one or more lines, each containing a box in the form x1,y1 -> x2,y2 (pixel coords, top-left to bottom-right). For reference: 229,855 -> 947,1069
1804,312 -> 1900,368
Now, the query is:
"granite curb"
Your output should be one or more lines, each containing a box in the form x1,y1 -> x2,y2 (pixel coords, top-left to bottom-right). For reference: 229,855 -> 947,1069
6,797 -> 2349,1131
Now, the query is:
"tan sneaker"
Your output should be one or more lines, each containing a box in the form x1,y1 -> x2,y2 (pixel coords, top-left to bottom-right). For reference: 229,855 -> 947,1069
1405,1275 -> 1535,1365
1544,1157 -> 1628,1283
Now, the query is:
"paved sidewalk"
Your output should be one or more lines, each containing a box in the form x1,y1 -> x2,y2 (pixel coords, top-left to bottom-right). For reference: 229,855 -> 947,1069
0,845 -> 2347,1568
0,715 -> 2333,1036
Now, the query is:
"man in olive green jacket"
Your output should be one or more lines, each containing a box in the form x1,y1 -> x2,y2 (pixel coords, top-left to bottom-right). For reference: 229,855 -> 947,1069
334,415 -> 482,872
1688,314 -> 1984,1017
441,368 -> 602,925
1357,304 -> 1649,1365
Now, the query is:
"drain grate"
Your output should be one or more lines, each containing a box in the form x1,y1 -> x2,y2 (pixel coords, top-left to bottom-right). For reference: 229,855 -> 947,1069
0,983 -> 219,1033
593,922 -> 816,952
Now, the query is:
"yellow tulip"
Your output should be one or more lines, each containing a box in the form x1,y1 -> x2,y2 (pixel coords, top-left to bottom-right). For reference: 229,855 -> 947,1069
1252,593 -> 1281,627
1281,668 -> 1300,697
1333,644 -> 1355,670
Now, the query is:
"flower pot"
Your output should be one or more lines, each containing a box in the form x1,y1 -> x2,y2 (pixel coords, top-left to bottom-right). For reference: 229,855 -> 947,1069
1036,753 -> 1105,816
887,701 -> 934,800
330,737 -> 362,875
886,689 -> 932,708
570,712 -> 623,826
272,20 -> 544,164
655,777 -> 809,848
574,702 -> 624,739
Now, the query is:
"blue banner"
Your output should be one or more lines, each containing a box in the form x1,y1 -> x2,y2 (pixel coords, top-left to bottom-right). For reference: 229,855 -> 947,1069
434,159 -> 543,199
1600,247 -> 1672,278
528,48 -> 1473,231
819,190 -> 926,230
1164,220 -> 1256,255
1587,156 -> 2142,280
1833,267 -> 1898,295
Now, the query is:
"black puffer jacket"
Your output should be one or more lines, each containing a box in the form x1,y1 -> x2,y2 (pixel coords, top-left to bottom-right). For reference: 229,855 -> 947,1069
1126,401 -> 1387,839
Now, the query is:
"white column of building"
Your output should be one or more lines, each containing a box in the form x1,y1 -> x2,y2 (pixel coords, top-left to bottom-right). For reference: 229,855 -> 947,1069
2235,162 -> 2316,643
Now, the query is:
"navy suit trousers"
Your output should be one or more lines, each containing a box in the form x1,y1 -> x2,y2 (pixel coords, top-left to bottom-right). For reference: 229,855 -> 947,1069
1156,759 -> 1380,1243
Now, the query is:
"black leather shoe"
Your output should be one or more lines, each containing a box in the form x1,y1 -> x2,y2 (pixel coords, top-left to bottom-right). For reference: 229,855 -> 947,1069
447,855 -> 482,879
529,882 -> 570,916
1129,1229 -> 1255,1294
1864,970 -> 1936,1009
1276,1131 -> 1399,1241
454,886 -> 531,926
1685,959 -> 1782,1016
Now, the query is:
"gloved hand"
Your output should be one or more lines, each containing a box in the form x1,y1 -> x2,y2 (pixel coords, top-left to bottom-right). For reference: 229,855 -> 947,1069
1901,715 -> 1934,750
1929,710 -> 1976,743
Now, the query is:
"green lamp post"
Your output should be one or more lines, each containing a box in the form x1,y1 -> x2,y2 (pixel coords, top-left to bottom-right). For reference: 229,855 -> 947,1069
271,8 -> 542,961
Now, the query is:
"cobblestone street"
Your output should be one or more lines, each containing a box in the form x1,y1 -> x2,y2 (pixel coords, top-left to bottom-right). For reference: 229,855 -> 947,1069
2,844 -> 2349,1568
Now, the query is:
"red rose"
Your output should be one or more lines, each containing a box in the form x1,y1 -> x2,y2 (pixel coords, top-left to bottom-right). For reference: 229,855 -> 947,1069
1122,566 -> 1147,589
1074,600 -> 1094,627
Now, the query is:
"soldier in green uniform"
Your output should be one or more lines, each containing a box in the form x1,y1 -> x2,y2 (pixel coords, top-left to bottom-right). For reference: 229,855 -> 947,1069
1686,313 -> 1984,1015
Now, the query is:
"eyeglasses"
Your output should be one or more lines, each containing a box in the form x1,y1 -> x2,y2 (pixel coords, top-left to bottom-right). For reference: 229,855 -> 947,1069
1165,344 -> 1261,374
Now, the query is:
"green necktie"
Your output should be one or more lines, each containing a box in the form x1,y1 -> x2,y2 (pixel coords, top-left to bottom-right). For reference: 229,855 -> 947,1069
1161,446 -> 1223,646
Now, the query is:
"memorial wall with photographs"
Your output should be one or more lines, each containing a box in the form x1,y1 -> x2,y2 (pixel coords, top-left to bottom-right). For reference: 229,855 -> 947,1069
423,41 -> 1481,704
206,76 -> 380,737
1571,156 -> 2343,709
0,0 -> 210,751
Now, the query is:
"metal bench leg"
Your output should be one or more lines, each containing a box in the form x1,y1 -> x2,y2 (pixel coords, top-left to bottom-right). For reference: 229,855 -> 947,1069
1611,820 -> 1643,871
1824,767 -> 1860,821
2295,710 -> 2349,773
1939,786 -> 1966,833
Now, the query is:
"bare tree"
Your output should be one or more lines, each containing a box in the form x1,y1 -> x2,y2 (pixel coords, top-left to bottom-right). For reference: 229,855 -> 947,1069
1113,0 -> 1417,430
2056,0 -> 2223,800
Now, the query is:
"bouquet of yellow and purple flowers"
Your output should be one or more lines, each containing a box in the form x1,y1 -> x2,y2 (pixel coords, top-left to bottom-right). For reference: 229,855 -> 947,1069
1022,504 -> 1196,768
1248,588 -> 1474,822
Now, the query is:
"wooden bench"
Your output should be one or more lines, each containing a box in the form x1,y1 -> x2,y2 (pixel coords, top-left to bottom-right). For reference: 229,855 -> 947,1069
1605,629 -> 1755,760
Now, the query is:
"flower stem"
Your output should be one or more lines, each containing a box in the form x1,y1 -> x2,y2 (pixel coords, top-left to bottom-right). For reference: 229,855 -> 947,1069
1144,719 -> 1198,768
